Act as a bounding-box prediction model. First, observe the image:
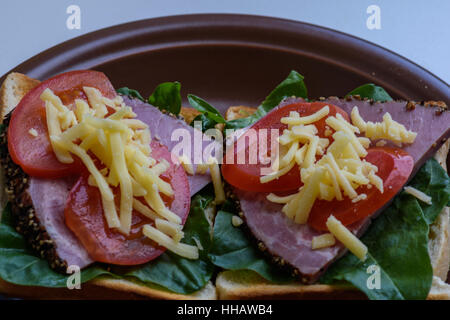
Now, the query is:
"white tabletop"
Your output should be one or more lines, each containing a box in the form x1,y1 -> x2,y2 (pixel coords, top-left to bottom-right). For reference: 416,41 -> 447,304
1,0 -> 449,84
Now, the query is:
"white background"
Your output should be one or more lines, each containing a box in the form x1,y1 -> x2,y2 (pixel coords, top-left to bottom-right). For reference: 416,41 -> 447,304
1,0 -> 449,84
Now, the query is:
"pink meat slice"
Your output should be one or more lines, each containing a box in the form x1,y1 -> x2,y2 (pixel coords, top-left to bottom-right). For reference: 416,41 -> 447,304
235,188 -> 369,283
29,177 -> 94,268
27,97 -> 219,269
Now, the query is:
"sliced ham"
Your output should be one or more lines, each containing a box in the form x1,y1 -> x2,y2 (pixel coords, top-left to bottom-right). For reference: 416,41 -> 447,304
235,97 -> 449,282
28,177 -> 93,268
235,188 -> 370,283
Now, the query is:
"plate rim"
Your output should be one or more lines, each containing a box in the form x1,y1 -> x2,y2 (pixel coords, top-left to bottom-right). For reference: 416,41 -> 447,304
0,13 -> 448,101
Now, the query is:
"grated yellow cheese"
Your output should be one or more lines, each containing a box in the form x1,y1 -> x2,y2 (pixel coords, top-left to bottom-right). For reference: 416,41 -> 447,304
179,155 -> 194,175
280,141 -> 299,167
295,144 -> 307,166
326,215 -> 367,261
260,160 -> 295,184
208,157 -> 226,204
319,182 -> 335,201
266,103 -> 387,226
75,99 -> 93,121
120,119 -> 148,130
83,87 -> 108,118
144,184 -> 181,224
40,88 -> 70,114
132,198 -> 159,220
28,128 -> 38,137
280,105 -> 329,125
324,153 -> 358,199
110,132 -> 133,234
282,167 -> 325,223
351,106 -> 417,145
351,193 -> 367,203
266,193 -> 297,204
155,218 -> 184,243
45,102 -> 74,164
303,136 -> 319,168
231,215 -> 244,227
196,163 -> 209,174
404,186 -> 432,205
311,233 -> 336,250
143,225 -> 198,259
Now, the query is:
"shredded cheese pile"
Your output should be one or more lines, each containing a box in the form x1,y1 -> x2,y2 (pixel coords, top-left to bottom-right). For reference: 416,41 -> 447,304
264,106 -> 383,224
262,105 -> 418,260
351,107 -> 417,146
40,88 -> 198,259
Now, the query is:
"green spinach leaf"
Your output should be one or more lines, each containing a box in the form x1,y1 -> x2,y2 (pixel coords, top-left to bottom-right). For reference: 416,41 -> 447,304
225,70 -> 308,130
116,87 -> 145,101
125,190 -> 215,294
321,158 -> 450,300
187,94 -> 226,132
191,113 -> 218,132
148,82 -> 182,115
187,70 -> 307,132
209,206 -> 293,283
0,204 -> 110,287
408,159 -> 450,224
345,84 -> 393,102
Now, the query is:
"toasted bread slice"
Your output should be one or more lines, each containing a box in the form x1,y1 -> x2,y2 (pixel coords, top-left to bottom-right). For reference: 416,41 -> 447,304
221,105 -> 450,300
0,72 -> 216,300
0,278 -> 216,300
216,270 -> 365,300
0,72 -> 40,121
216,271 -> 449,300
225,105 -> 257,121
180,107 -> 201,125
430,139 -> 450,280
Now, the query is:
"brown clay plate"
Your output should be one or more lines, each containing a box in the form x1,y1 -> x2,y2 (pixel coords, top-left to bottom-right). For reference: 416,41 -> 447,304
0,14 -> 449,290
1,14 -> 449,109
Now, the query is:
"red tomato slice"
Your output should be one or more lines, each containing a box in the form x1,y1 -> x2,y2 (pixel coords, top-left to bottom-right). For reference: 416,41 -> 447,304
64,141 -> 191,265
308,147 -> 414,231
222,102 -> 350,192
8,70 -> 116,178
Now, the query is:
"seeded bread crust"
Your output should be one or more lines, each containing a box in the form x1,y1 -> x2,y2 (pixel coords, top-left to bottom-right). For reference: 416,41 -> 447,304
0,114 -> 67,272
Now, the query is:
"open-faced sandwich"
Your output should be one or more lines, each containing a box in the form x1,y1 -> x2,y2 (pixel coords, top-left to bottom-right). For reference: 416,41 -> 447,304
0,70 -> 448,300
0,71 -> 221,299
